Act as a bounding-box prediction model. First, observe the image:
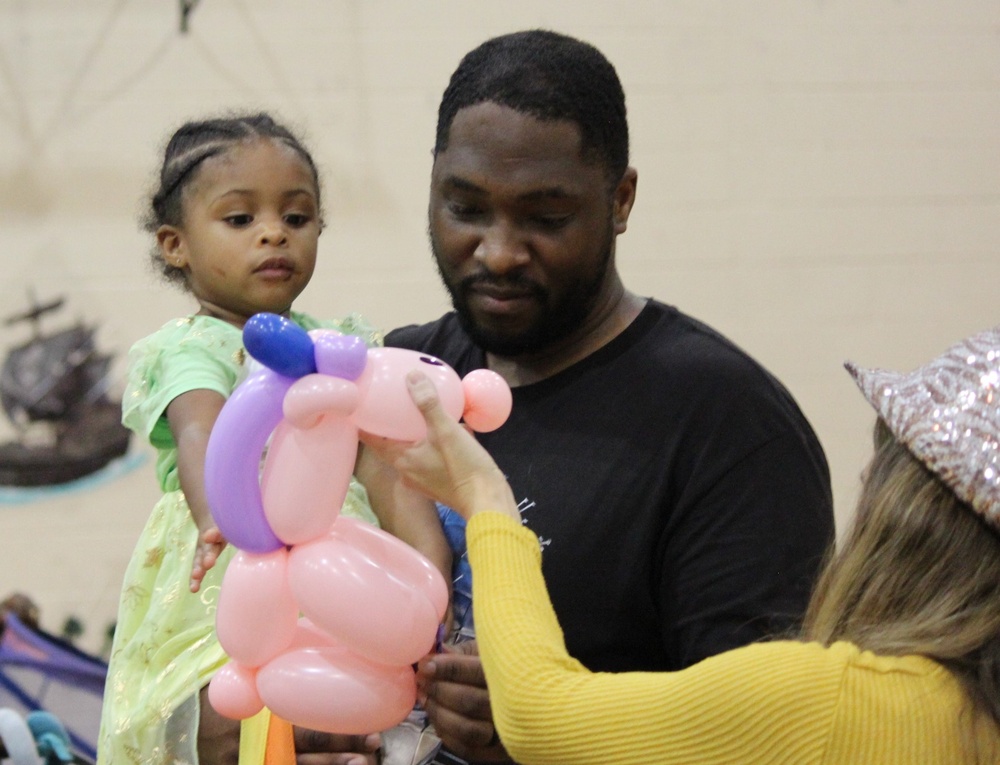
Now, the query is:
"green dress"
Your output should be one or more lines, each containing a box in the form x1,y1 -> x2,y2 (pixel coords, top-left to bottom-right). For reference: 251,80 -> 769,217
97,312 -> 381,765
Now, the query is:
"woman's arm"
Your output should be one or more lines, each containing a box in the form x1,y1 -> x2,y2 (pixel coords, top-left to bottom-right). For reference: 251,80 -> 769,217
469,513 -> 849,765
364,373 -> 844,765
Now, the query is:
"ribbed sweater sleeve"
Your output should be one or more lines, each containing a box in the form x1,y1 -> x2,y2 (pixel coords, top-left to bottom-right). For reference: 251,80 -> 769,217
467,512 -> 843,765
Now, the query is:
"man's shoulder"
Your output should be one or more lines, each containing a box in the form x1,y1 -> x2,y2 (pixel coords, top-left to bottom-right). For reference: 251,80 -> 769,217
642,303 -> 822,437
385,314 -> 483,373
640,303 -> 776,383
385,314 -> 458,349
385,313 -> 465,350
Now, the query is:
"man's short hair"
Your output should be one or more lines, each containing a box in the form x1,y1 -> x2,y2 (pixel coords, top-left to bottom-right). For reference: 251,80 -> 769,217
434,30 -> 629,183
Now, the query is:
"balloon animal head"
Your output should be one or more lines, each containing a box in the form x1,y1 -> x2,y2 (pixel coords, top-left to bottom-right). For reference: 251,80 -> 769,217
205,312 -> 513,552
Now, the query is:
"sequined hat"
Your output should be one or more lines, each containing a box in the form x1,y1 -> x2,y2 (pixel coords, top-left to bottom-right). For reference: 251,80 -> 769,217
845,326 -> 1000,530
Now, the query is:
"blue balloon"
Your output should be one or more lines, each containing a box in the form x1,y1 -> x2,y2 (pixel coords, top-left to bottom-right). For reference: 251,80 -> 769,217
243,313 -> 316,379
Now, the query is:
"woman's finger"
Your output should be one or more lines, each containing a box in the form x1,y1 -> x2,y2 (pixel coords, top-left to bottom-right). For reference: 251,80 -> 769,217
404,370 -> 455,431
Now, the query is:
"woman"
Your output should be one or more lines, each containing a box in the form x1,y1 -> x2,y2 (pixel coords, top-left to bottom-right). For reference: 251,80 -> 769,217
364,327 -> 1000,764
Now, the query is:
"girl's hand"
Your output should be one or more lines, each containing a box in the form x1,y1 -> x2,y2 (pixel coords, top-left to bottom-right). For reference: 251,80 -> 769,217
190,526 -> 227,593
359,372 -> 518,522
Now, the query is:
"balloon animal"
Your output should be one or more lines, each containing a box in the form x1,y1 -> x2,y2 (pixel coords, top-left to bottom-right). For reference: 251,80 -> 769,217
203,313 -> 512,733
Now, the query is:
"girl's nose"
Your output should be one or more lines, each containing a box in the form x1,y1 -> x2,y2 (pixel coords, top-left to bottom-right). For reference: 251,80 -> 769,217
258,219 -> 288,246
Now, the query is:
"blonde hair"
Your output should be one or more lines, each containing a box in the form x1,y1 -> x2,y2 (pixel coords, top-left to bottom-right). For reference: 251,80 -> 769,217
804,419 -> 1000,730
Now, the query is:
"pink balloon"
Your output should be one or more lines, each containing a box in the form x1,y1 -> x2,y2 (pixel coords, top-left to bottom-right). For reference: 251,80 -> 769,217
262,416 -> 358,545
336,517 -> 449,619
281,374 -> 360,429
352,349 -> 466,440
287,616 -> 336,649
256,645 -> 416,734
461,368 -> 513,433
287,516 -> 447,666
209,662 -> 264,720
216,549 -> 298,666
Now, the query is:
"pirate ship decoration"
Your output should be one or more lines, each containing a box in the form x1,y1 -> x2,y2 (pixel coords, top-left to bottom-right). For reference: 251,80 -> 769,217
0,293 -> 131,486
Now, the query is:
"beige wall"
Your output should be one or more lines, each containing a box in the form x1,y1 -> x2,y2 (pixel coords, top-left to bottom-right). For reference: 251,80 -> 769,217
1,1 -> 998,654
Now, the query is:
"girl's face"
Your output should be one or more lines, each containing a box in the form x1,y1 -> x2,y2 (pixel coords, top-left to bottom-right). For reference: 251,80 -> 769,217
157,138 -> 321,325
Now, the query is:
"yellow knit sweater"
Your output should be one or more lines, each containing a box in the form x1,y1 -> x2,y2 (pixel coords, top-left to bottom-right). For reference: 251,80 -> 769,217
468,512 -> 1000,765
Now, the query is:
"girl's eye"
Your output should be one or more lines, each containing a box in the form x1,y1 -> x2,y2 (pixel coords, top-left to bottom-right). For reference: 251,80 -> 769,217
224,214 -> 253,227
284,213 -> 310,227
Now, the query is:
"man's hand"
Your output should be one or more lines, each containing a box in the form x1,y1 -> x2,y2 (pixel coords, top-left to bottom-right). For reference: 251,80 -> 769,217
416,641 -> 512,763
294,727 -> 381,765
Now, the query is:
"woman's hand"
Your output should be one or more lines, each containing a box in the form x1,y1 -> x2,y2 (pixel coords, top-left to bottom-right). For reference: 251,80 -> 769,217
359,371 -> 518,522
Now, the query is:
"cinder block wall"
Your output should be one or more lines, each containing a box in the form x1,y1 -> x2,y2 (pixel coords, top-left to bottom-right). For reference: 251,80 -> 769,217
1,1 -> 998,653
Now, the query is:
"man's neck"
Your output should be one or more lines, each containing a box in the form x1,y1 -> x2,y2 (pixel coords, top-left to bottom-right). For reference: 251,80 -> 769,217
486,289 -> 646,387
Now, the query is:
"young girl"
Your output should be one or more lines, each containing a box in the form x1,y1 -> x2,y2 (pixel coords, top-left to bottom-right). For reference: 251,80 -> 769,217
97,113 -> 447,765
369,326 -> 1000,764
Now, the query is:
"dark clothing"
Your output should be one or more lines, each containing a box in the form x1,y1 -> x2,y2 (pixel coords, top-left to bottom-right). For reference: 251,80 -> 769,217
387,299 -> 834,672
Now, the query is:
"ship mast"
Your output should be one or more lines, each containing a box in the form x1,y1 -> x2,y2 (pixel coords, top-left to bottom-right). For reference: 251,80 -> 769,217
3,289 -> 65,341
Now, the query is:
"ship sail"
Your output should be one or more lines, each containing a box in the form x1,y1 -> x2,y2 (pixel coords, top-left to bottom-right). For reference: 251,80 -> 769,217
1,325 -> 101,423
0,293 -> 131,487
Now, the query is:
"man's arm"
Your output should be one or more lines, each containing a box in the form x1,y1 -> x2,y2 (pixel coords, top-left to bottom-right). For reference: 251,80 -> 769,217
660,429 -> 834,667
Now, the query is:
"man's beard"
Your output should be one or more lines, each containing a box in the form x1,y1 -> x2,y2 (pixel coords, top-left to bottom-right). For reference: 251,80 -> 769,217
431,223 -> 615,358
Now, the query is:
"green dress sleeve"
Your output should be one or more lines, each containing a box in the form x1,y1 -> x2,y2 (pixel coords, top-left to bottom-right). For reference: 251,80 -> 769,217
121,317 -> 246,492
122,316 -> 246,446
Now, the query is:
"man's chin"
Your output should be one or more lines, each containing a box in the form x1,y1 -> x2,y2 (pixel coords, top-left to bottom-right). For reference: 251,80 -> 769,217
473,326 -> 556,357
455,313 -> 542,357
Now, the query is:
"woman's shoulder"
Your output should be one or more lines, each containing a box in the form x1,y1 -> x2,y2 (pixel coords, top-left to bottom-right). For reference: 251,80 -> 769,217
836,642 -> 947,679
686,640 -> 862,689
731,640 -> 946,682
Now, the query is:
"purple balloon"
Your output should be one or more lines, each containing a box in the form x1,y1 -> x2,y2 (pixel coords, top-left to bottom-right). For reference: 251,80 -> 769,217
205,368 -> 291,553
313,333 -> 369,381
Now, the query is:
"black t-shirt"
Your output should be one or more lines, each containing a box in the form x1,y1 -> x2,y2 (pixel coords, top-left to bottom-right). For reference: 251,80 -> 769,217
387,300 -> 834,671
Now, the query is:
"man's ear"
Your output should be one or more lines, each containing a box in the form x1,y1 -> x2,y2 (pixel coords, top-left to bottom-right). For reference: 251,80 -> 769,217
157,225 -> 188,269
612,167 -> 638,235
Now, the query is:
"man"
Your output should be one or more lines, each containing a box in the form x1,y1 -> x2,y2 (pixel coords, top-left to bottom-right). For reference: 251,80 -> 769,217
306,29 -> 834,764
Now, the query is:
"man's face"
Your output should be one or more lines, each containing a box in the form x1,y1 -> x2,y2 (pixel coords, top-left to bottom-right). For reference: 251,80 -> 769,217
428,102 -> 619,357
